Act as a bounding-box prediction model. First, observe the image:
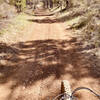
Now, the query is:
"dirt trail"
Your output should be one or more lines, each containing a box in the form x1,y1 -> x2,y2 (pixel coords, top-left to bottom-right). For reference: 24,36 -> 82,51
0,16 -> 100,100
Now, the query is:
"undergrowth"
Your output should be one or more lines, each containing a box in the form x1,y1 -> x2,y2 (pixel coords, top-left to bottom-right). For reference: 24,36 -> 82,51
66,0 -> 100,48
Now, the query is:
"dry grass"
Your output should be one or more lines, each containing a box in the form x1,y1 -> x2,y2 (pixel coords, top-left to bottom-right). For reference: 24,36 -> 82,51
0,13 -> 33,43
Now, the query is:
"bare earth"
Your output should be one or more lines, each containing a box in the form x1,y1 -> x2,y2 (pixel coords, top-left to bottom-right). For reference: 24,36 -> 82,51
0,16 -> 100,100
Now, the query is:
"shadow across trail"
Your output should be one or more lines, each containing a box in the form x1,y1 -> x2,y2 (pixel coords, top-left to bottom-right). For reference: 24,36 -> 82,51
28,11 -> 84,24
28,18 -> 57,23
28,7 -> 86,24
28,13 -> 78,23
0,39 -> 100,100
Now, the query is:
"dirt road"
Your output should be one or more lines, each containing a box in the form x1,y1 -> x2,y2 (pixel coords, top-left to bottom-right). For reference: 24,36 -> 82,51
0,16 -> 100,100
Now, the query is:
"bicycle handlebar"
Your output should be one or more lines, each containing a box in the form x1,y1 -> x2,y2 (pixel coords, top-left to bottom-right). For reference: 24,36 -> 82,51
71,87 -> 100,99
53,87 -> 100,100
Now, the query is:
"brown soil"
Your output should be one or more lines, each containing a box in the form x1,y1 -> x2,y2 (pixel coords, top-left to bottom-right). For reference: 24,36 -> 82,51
0,15 -> 100,100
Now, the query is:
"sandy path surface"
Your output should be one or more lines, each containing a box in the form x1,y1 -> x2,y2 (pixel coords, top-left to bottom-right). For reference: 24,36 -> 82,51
0,16 -> 100,100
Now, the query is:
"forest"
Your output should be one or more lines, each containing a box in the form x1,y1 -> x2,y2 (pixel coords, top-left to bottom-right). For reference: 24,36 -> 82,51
0,0 -> 100,100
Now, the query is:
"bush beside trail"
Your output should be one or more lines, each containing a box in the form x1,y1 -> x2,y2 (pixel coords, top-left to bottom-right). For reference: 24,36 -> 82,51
0,2 -> 16,19
65,0 -> 100,49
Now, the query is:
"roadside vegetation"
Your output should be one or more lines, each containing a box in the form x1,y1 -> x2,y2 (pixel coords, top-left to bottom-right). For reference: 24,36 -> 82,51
65,0 -> 100,49
0,13 -> 33,43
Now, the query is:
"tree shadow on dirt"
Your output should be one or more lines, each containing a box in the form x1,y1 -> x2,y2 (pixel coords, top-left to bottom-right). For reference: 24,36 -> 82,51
28,13 -> 77,23
0,39 -> 100,100
28,9 -> 86,24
